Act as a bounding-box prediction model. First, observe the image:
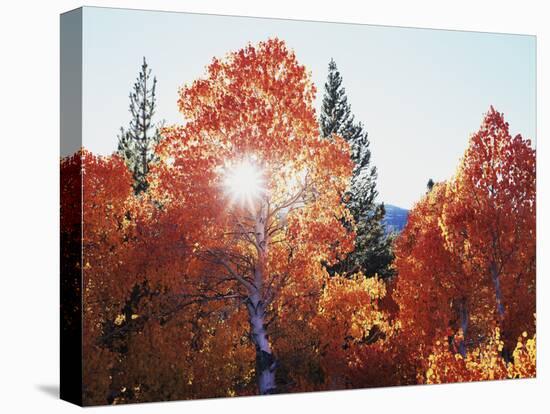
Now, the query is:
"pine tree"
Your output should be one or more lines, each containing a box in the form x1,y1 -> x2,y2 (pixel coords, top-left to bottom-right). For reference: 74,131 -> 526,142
118,57 -> 163,194
320,59 -> 394,279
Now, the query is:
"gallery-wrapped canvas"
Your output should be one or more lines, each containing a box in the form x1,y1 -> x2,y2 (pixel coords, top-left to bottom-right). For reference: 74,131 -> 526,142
60,6 -> 536,406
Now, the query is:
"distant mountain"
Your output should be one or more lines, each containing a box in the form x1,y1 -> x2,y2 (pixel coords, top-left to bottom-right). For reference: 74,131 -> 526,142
382,204 -> 409,234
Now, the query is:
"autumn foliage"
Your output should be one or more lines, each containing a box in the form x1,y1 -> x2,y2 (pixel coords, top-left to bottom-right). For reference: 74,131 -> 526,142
394,106 -> 536,384
60,39 -> 536,405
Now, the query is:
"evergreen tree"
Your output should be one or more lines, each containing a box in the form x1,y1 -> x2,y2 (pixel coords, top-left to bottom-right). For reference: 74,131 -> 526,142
118,57 -> 163,194
320,59 -> 394,279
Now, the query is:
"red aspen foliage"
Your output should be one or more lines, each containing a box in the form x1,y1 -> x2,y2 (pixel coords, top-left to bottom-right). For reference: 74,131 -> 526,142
442,107 -> 536,354
149,38 -> 356,396
393,107 -> 536,383
61,150 -> 135,404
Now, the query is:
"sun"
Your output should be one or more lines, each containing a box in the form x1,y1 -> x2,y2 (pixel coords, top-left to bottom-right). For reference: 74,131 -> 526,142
223,158 -> 265,208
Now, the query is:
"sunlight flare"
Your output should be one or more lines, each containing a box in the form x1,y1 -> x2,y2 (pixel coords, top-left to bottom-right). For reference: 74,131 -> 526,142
223,158 -> 265,207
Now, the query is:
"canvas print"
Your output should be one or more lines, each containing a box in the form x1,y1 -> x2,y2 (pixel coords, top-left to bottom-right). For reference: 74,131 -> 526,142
60,7 -> 536,406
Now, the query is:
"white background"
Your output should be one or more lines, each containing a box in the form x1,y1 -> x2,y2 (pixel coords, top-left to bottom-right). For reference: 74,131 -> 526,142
0,0 -> 547,412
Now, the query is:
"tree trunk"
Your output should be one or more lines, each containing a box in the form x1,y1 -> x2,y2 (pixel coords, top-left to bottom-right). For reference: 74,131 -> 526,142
490,261 -> 512,362
247,198 -> 277,395
247,293 -> 277,394
458,301 -> 468,358
490,262 -> 505,318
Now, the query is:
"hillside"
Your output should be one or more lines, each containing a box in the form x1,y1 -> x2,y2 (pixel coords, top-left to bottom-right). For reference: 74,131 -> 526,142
382,204 -> 409,234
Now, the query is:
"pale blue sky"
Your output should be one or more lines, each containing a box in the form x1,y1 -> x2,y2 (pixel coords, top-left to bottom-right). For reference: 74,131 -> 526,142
81,7 -> 535,208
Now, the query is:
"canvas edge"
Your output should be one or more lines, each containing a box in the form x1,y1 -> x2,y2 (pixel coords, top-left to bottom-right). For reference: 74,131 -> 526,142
60,7 -> 84,407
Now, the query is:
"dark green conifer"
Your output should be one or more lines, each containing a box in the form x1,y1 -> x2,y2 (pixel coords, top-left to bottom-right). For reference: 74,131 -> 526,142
117,57 -> 163,194
320,59 -> 394,279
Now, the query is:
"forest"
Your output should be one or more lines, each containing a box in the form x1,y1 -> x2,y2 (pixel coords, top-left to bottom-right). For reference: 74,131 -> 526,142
61,39 -> 536,405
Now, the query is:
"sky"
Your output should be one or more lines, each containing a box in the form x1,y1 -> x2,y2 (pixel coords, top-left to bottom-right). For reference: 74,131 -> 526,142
80,7 -> 536,209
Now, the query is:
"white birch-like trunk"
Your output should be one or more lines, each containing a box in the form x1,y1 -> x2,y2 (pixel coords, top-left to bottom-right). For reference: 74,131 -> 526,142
246,199 -> 277,395
247,292 -> 277,394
